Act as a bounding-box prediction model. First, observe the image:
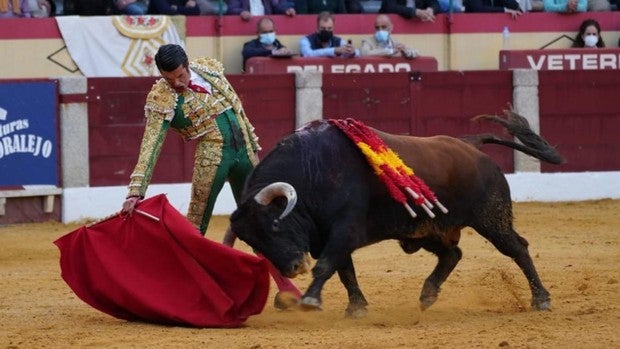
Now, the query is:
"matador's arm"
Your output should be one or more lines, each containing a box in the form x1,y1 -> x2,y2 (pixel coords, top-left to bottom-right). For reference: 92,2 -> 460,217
126,81 -> 177,198
126,115 -> 170,198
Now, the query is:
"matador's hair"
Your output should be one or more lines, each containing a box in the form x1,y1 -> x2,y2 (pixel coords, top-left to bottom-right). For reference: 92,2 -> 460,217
155,44 -> 189,73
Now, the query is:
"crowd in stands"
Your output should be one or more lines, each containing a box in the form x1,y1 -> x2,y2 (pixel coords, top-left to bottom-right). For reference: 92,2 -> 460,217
1,0 -> 618,17
239,12 -> 617,71
2,0 -> 619,61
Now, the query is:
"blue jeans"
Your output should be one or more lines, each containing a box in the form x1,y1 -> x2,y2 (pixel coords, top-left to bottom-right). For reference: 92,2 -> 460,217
122,1 -> 148,15
438,0 -> 464,12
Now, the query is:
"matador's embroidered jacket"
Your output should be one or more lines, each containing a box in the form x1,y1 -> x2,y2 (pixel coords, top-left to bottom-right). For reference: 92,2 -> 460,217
126,57 -> 260,198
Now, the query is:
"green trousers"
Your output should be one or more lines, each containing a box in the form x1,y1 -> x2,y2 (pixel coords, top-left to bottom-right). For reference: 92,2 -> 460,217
197,110 -> 254,234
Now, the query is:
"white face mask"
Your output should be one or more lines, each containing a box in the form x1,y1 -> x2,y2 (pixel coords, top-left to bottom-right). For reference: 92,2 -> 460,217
374,30 -> 390,43
259,32 -> 276,46
584,35 -> 598,48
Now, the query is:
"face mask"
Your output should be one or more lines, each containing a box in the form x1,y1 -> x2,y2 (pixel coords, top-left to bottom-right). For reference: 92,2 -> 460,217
318,30 -> 333,42
374,30 -> 390,43
584,35 -> 598,48
259,32 -> 276,46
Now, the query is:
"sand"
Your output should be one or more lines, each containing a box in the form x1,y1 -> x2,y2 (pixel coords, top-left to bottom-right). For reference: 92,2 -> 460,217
1,199 -> 619,348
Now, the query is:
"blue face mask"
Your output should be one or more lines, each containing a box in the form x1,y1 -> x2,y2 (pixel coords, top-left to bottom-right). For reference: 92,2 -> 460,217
259,32 -> 276,46
374,30 -> 390,44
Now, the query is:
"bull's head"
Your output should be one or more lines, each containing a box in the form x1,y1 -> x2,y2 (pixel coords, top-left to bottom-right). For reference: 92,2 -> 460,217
230,182 -> 312,278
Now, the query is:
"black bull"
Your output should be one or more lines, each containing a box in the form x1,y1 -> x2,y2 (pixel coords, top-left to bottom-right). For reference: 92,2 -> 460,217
230,110 -> 563,317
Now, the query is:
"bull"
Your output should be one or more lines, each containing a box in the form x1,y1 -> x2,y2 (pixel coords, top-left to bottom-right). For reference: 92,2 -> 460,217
229,110 -> 563,317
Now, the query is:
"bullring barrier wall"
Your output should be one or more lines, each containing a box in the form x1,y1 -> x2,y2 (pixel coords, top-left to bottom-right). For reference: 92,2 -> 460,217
1,69 -> 619,224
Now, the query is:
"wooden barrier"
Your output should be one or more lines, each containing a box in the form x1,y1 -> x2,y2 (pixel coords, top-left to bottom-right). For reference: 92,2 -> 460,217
3,68 -> 620,223
0,186 -> 61,216
245,56 -> 438,74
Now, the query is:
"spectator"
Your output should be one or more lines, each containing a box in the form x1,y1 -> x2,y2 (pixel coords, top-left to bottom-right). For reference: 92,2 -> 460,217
542,0 -> 586,12
586,0 -> 610,10
464,0 -> 522,16
112,0 -> 148,14
70,0 -> 112,15
148,0 -> 200,15
227,0 -> 295,21
195,0 -> 228,14
360,14 -> 419,58
299,11 -> 359,57
572,18 -> 606,48
242,17 -> 293,70
1,0 -> 31,16
345,0 -> 363,12
515,0 -> 544,11
295,0 -> 346,14
27,0 -> 55,16
379,0 -> 437,22
438,0 -> 465,12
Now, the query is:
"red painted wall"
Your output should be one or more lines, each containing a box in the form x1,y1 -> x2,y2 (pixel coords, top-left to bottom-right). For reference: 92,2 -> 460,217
538,70 -> 620,173
86,70 -> 620,187
2,13 -> 619,40
87,74 -> 296,186
323,71 -> 515,172
229,74 -> 297,156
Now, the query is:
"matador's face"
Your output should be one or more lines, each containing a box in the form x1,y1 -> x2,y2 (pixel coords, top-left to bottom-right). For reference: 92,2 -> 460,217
160,65 -> 191,93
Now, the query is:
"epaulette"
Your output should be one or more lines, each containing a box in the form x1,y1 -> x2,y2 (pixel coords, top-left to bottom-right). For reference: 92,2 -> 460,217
144,79 -> 178,121
190,57 -> 224,77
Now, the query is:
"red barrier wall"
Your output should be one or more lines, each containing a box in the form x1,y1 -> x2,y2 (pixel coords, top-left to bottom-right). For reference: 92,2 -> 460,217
87,74 -> 296,187
412,71 -> 515,172
538,70 -> 620,173
84,70 -> 620,187
323,71 -> 515,171
230,74 -> 297,155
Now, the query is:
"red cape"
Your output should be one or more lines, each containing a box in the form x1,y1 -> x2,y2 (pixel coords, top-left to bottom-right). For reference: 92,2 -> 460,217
54,194 -> 270,328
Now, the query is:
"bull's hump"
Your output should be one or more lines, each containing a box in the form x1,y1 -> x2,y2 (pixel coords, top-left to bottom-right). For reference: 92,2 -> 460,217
297,119 -> 331,134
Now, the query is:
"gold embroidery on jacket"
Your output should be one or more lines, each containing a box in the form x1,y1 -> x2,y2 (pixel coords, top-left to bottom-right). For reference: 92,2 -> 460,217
127,57 -> 261,199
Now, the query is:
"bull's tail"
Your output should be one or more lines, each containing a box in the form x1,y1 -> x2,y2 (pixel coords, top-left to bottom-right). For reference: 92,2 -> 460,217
462,108 -> 564,165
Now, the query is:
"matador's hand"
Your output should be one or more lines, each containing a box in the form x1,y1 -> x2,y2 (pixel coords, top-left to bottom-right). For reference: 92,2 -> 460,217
122,196 -> 141,215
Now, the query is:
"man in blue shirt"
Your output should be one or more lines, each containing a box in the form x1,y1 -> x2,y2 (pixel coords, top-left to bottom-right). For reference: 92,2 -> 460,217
299,11 -> 359,58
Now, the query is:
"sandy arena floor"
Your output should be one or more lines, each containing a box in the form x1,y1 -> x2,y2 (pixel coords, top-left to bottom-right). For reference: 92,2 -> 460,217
1,199 -> 619,348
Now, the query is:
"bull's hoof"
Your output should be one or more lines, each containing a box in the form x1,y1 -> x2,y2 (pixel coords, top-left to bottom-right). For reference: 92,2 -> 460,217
274,291 -> 300,310
345,306 -> 368,319
300,296 -> 323,311
531,298 -> 551,311
419,280 -> 440,311
419,294 -> 438,311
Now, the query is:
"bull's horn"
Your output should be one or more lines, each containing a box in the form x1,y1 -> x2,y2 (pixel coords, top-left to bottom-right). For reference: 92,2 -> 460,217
254,182 -> 298,219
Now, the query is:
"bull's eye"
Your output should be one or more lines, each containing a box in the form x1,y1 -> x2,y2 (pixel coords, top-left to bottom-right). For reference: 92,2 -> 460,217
272,219 -> 280,232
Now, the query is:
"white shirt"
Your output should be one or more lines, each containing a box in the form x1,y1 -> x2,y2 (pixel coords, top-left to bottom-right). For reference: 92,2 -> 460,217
189,69 -> 213,94
249,0 -> 265,15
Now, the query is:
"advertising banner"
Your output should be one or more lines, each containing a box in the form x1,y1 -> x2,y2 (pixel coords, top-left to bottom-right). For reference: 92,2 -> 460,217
245,56 -> 438,74
499,49 -> 620,71
0,81 -> 58,186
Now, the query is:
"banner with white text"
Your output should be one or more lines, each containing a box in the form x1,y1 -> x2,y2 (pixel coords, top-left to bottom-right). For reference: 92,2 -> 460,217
0,81 -> 58,186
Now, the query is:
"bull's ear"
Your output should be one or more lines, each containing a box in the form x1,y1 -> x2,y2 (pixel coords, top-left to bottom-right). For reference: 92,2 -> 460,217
272,219 -> 280,232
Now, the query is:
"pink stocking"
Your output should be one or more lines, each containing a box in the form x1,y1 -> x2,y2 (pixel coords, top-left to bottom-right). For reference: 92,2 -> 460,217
262,256 -> 302,298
